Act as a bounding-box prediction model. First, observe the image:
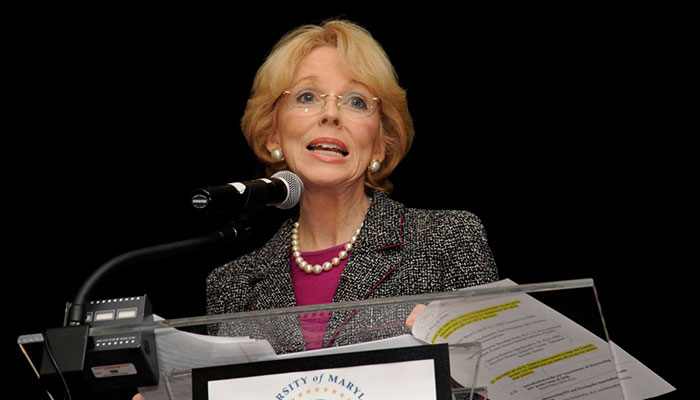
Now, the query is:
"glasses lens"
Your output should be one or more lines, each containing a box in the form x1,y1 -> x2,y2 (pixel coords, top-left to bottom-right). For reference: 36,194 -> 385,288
286,87 -> 323,109
339,91 -> 378,116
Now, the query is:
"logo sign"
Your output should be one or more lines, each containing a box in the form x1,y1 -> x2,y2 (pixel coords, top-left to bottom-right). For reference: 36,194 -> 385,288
193,345 -> 451,400
207,360 -> 439,400
274,372 -> 366,400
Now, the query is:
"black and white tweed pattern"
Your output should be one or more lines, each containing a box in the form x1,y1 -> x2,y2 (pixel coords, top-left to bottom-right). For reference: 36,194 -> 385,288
206,190 -> 499,353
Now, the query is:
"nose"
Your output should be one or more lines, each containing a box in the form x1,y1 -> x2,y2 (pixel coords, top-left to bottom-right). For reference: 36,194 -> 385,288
319,96 -> 342,128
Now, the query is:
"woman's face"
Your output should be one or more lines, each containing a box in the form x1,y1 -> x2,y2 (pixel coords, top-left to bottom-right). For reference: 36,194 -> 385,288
267,46 -> 385,192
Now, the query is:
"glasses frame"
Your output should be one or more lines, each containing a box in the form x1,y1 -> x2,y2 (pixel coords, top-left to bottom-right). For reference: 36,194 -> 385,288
281,87 -> 381,117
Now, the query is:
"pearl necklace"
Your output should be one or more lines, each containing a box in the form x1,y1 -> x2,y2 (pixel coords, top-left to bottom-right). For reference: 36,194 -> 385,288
291,221 -> 363,275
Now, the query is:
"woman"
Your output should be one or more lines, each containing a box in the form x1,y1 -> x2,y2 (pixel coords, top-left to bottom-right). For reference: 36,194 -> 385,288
206,19 -> 499,353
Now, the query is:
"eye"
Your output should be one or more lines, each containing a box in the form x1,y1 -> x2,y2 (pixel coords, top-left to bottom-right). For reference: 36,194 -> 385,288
293,90 -> 320,105
343,93 -> 369,110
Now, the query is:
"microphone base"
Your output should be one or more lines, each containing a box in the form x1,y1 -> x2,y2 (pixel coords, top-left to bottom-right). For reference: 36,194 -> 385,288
40,296 -> 160,398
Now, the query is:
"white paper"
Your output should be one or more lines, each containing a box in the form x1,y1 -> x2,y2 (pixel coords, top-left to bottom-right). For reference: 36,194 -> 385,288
276,333 -> 426,359
411,279 -> 675,400
138,323 -> 276,400
611,341 -> 675,400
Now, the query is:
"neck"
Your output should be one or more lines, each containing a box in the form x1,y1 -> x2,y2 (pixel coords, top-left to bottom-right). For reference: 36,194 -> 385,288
296,184 -> 370,251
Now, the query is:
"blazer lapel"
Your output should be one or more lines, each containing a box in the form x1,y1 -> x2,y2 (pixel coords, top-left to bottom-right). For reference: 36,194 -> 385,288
245,219 -> 306,352
246,219 -> 297,310
325,191 -> 406,346
332,192 -> 405,302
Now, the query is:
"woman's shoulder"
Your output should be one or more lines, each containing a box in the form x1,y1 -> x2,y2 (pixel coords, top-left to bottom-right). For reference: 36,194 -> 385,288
370,190 -> 488,240
207,217 -> 294,285
374,190 -> 481,221
404,206 -> 487,238
381,195 -> 499,286
205,248 -> 262,293
208,248 -> 261,277
406,206 -> 482,223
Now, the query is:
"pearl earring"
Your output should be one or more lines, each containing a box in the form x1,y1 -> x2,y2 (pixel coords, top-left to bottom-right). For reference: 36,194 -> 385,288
271,148 -> 284,162
368,159 -> 381,174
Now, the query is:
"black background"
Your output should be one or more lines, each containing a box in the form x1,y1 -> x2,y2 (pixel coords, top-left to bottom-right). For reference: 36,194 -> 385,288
13,6 -> 688,399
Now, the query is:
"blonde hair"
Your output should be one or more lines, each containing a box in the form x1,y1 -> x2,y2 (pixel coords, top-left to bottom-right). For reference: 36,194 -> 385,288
241,19 -> 414,194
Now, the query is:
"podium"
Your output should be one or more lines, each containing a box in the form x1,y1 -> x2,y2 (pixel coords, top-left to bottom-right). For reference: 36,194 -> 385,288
18,279 -> 628,400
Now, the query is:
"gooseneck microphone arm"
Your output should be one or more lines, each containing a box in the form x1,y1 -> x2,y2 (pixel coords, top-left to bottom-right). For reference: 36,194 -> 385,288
67,171 -> 303,326
67,221 -> 250,326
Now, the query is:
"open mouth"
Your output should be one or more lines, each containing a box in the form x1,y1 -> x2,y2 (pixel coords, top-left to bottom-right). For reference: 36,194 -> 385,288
306,139 -> 349,158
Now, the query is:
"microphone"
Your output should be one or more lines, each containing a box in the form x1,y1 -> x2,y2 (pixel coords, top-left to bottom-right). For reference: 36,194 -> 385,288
190,170 -> 303,213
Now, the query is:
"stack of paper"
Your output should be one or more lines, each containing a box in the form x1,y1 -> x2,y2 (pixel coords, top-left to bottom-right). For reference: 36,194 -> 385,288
138,325 -> 276,400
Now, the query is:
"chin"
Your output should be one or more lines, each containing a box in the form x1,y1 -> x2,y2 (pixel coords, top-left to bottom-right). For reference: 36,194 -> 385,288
299,167 -> 363,191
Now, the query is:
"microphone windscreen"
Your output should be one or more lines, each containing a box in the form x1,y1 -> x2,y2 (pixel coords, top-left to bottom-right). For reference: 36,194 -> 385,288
272,170 -> 304,209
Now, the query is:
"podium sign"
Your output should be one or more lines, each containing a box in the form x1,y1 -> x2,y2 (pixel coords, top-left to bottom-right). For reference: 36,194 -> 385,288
193,344 -> 452,400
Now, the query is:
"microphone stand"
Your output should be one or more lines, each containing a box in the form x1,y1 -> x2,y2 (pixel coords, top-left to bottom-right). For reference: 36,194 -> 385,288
68,220 -> 250,326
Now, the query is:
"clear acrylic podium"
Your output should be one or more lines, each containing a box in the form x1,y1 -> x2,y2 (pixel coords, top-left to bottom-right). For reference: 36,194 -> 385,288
18,279 -> 627,400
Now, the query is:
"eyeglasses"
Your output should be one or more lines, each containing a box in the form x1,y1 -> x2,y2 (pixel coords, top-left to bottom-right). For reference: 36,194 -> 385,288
281,86 -> 381,117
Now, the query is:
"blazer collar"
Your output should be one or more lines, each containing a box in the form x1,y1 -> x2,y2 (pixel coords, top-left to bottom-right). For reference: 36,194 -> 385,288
360,190 -> 405,251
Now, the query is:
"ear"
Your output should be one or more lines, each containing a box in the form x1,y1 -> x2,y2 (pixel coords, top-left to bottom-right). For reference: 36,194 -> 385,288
265,129 -> 281,153
373,133 -> 387,163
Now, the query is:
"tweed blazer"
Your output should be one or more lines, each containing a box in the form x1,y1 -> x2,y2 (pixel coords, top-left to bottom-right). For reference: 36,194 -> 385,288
206,190 -> 499,353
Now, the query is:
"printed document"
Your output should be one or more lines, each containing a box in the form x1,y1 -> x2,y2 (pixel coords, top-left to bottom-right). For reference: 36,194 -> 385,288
411,279 -> 674,400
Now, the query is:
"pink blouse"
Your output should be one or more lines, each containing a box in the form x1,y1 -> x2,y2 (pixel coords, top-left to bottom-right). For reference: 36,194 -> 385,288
290,244 -> 348,350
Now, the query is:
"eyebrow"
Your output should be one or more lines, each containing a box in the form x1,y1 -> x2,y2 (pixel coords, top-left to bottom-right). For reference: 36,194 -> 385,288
292,76 -> 319,87
291,76 -> 367,92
